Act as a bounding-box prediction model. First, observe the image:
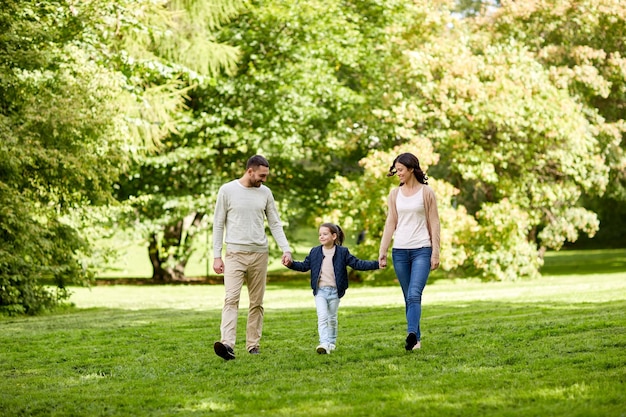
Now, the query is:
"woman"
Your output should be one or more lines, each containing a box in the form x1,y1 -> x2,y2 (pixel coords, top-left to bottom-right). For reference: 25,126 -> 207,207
378,153 -> 440,351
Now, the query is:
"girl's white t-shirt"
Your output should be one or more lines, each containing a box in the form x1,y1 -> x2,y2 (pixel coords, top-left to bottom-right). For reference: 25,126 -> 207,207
393,187 -> 431,249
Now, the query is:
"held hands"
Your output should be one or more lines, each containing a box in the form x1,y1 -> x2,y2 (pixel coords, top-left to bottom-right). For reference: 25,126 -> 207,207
282,251 -> 293,267
378,254 -> 387,269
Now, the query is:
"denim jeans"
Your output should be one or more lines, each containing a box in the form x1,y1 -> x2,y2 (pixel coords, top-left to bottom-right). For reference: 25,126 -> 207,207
314,286 -> 340,345
392,247 -> 432,340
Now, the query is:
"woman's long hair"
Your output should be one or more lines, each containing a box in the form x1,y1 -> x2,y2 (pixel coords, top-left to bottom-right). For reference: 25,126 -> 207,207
320,222 -> 344,246
386,152 -> 428,185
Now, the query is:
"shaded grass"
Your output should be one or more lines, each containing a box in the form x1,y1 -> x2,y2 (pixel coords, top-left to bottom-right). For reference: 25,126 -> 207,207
1,274 -> 625,417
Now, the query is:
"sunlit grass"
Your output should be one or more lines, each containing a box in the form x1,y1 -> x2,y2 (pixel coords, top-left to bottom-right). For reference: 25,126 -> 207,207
2,271 -> 625,416
541,248 -> 626,275
70,270 -> 626,310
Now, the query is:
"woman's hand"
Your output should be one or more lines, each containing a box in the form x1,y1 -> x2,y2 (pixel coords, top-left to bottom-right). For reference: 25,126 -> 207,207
430,258 -> 440,271
378,254 -> 387,269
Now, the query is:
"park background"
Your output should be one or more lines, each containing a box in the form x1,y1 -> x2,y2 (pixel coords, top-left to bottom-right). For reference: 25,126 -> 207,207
2,0 -> 625,313
1,0 -> 625,415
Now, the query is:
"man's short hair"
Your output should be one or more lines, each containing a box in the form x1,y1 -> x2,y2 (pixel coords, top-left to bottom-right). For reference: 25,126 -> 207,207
247,155 -> 270,169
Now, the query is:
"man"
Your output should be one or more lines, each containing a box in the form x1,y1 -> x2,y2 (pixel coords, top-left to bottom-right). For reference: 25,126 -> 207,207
212,155 -> 292,360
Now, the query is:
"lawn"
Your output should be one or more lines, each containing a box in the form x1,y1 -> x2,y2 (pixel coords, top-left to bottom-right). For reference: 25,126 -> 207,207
1,263 -> 625,416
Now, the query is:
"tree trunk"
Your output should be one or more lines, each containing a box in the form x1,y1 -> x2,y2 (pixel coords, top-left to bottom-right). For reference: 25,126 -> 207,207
148,212 -> 205,283
149,228 -> 186,283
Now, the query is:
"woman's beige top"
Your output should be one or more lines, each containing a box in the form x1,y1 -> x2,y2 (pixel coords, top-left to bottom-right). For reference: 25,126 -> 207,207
379,185 -> 440,263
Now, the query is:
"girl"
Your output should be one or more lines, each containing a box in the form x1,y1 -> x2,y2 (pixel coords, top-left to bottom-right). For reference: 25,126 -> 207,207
285,223 -> 379,354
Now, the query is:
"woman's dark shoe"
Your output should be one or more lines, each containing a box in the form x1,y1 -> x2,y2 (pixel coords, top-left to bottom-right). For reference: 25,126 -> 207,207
405,333 -> 418,351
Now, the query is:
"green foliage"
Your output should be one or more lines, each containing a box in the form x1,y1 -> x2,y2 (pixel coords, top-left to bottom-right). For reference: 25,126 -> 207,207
326,2 -> 620,280
103,0 -> 248,150
191,0 -> 432,205
0,186 -> 84,315
0,0 -> 234,310
114,0 -> 433,277
103,0 -> 248,280
484,0 -> 626,246
3,0 -> 625,305
117,0 -> 623,281
470,200 -> 542,280
0,0 -> 129,314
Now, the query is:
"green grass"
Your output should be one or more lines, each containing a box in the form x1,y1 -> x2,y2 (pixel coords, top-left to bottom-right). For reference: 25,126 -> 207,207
1,271 -> 625,416
541,248 -> 626,275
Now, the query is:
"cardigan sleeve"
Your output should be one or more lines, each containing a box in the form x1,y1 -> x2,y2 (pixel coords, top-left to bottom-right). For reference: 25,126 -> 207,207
423,185 -> 440,262
379,187 -> 399,258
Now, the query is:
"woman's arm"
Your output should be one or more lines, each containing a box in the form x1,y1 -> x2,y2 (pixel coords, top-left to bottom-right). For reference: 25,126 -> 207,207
378,188 -> 398,267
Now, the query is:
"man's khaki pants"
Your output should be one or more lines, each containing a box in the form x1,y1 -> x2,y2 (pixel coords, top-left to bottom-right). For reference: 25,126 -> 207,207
220,251 -> 269,352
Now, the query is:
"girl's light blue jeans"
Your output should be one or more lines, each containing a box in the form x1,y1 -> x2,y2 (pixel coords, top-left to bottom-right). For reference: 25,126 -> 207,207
314,286 -> 340,345
392,247 -> 432,340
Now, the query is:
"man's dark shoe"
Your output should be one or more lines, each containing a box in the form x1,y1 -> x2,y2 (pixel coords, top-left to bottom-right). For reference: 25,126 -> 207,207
214,341 -> 235,360
248,347 -> 260,355
405,332 -> 418,351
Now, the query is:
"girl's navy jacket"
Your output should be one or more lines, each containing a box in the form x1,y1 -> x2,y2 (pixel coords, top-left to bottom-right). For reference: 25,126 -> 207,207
287,245 -> 379,298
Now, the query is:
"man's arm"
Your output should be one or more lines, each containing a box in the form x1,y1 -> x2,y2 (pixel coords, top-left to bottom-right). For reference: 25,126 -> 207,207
265,191 -> 292,254
212,186 -> 227,260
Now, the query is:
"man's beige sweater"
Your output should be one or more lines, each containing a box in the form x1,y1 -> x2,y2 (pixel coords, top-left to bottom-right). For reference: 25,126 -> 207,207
213,180 -> 291,258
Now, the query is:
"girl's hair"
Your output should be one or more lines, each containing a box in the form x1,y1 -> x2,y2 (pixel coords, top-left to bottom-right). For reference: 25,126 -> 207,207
386,152 -> 428,185
320,222 -> 344,246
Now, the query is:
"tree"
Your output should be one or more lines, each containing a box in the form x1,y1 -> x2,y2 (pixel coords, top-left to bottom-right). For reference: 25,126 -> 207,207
115,0 -> 431,280
0,0 -> 242,311
114,0 -> 622,282
328,1 -> 612,280
0,0 -> 128,314
111,0 -> 247,282
482,0 -> 626,247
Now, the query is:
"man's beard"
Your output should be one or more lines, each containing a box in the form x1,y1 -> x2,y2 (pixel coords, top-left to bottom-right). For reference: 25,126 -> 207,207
249,179 -> 262,187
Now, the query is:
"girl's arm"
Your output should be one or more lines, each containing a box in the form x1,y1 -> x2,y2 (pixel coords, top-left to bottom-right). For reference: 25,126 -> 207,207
344,249 -> 380,271
285,253 -> 312,272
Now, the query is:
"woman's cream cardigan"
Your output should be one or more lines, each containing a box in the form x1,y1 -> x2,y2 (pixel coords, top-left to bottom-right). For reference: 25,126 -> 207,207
378,185 -> 441,264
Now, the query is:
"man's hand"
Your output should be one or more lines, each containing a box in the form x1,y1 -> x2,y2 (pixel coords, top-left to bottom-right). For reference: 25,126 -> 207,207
281,251 -> 293,266
213,257 -> 224,275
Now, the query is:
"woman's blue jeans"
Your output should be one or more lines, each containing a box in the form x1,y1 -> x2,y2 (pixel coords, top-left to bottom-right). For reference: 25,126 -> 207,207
392,247 -> 432,340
